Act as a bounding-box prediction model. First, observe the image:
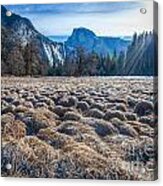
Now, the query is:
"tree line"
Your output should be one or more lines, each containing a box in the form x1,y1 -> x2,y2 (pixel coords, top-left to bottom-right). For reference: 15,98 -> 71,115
48,31 -> 157,76
2,30 -> 157,76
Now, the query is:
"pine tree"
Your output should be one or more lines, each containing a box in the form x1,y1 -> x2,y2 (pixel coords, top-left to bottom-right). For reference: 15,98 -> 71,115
87,51 -> 99,76
110,49 -> 117,75
6,44 -> 26,76
104,53 -> 111,75
117,51 -> 125,75
75,47 -> 86,76
132,32 -> 137,46
24,43 -> 32,75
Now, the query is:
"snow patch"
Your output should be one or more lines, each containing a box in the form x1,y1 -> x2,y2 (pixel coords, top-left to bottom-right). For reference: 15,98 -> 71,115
43,42 -> 64,67
43,43 -> 54,66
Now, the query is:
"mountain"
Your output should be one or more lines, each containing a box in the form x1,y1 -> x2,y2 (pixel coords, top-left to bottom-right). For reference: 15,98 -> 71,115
65,27 -> 131,57
1,6 -> 65,76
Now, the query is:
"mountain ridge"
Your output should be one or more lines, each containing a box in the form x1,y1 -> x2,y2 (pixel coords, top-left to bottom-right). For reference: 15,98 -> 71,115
65,27 -> 131,57
1,5 -> 65,76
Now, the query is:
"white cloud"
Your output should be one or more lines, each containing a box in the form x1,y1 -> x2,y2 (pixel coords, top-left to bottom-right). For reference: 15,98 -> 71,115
8,1 -> 153,36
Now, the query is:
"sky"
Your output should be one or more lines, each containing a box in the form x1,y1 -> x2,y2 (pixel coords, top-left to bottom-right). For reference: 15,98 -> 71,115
5,1 -> 153,37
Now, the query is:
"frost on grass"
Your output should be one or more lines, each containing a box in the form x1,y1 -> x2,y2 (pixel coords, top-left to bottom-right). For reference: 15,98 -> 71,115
1,77 -> 157,180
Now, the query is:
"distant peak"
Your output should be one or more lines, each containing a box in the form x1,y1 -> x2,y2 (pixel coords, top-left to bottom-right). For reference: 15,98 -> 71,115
72,27 -> 96,37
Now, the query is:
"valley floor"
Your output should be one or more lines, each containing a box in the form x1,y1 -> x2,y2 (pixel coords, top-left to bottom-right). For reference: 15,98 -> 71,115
1,77 -> 158,180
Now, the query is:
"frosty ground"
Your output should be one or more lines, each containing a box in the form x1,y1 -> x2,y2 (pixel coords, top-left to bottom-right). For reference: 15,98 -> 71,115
1,77 -> 158,180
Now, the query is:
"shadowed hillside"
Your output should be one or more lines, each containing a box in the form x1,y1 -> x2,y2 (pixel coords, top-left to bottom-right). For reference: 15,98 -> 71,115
1,6 -> 65,76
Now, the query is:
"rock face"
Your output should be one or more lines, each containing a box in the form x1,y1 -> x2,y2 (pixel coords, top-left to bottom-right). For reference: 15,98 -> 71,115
65,27 -> 130,57
1,6 -> 65,76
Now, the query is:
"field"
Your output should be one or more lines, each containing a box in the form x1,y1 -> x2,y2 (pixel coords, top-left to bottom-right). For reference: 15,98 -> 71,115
1,77 -> 158,180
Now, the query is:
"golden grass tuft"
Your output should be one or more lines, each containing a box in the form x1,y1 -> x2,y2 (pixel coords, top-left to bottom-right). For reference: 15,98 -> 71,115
1,136 -> 59,178
3,120 -> 26,140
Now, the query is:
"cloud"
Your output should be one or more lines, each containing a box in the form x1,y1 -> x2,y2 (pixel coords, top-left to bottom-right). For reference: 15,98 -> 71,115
4,1 -> 153,36
5,2 -> 141,15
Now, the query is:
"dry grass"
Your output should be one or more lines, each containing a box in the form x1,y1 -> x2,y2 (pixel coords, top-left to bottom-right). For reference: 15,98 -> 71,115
1,77 -> 157,180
